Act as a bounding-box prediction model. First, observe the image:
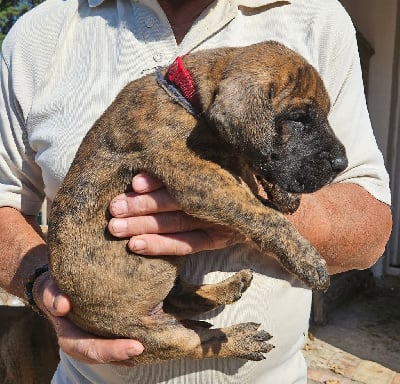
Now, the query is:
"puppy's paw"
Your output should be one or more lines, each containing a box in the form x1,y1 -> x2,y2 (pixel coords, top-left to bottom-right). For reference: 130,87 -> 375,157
272,233 -> 330,290
294,245 -> 330,291
303,257 -> 330,291
216,269 -> 253,304
224,322 -> 274,361
258,178 -> 301,214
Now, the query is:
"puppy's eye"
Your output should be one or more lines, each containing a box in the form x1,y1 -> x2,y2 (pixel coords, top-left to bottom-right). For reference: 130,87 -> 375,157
289,112 -> 308,125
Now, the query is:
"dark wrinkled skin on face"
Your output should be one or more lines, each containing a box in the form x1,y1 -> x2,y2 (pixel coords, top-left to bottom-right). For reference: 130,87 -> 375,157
256,105 -> 346,193
48,41 -> 347,365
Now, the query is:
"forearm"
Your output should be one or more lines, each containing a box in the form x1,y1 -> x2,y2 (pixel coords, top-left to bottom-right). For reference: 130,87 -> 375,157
287,183 -> 392,274
0,206 -> 145,363
0,206 -> 48,299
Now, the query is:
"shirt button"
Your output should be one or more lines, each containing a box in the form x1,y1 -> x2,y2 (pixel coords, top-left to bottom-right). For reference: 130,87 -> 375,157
153,52 -> 162,62
145,16 -> 156,28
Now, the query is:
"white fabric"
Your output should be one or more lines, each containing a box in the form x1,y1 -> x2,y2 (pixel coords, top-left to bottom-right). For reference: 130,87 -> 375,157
0,0 -> 391,383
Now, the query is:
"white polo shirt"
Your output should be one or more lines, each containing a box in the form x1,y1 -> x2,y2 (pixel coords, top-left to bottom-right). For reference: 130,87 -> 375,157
0,0 -> 391,383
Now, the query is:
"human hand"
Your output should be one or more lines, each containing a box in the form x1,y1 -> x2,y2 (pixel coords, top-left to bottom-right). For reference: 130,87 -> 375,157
108,172 -> 246,255
32,273 -> 144,366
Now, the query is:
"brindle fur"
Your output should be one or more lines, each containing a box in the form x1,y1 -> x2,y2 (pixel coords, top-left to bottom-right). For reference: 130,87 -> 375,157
48,41 -> 347,364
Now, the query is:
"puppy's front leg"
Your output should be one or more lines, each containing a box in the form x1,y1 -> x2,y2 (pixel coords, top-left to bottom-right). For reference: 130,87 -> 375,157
148,148 -> 329,290
164,269 -> 254,318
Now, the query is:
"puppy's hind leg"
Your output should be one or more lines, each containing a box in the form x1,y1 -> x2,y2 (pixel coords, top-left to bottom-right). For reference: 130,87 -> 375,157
164,269 -> 253,318
132,313 -> 273,364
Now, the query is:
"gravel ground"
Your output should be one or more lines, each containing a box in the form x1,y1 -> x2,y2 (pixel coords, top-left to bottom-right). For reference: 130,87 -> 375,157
309,275 -> 400,372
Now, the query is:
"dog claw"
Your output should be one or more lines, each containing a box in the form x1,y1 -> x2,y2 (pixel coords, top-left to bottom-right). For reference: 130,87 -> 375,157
254,330 -> 273,342
290,243 -> 331,290
301,267 -> 330,291
225,322 -> 274,361
245,352 -> 266,361
315,266 -> 330,291
307,258 -> 330,291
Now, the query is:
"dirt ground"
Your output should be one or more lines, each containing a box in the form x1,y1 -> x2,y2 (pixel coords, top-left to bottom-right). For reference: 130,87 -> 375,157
309,275 -> 400,372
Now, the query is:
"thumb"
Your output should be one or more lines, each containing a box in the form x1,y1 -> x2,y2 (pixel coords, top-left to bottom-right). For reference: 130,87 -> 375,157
33,272 -> 72,317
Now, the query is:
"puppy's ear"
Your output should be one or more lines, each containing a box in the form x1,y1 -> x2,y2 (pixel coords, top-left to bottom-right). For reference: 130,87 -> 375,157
207,78 -> 275,160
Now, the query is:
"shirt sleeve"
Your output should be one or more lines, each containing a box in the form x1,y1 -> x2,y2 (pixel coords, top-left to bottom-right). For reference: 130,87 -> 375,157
0,47 -> 45,215
315,5 -> 391,205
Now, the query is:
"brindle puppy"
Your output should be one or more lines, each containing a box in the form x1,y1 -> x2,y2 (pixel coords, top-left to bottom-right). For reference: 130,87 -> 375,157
48,41 -> 347,364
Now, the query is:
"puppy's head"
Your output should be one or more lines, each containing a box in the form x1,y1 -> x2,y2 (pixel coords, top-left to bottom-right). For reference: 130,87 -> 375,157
207,41 -> 347,194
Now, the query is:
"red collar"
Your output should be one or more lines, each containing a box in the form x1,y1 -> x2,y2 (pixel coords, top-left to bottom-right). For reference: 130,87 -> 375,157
165,56 -> 201,111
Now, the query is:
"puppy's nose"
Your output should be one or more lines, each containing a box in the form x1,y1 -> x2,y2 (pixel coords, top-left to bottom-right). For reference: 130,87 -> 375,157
331,157 -> 348,172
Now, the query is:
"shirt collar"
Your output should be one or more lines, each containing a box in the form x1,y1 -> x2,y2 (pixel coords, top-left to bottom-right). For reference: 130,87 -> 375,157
88,0 -> 104,7
89,0 -> 282,9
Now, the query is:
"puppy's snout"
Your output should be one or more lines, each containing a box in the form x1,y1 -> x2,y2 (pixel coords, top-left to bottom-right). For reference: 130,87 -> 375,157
331,156 -> 348,172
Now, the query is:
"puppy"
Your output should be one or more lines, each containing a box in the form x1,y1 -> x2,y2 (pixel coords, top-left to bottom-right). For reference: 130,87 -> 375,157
48,41 -> 347,364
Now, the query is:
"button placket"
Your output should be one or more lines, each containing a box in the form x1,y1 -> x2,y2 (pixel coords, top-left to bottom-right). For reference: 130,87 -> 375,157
152,51 -> 163,62
139,12 -> 164,64
145,15 -> 156,28
130,2 -> 177,69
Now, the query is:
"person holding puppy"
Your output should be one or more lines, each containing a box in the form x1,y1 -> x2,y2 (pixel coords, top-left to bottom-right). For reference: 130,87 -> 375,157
0,0 -> 392,383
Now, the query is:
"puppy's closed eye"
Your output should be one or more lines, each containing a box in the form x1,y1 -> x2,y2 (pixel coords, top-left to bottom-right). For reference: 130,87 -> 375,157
287,112 -> 309,125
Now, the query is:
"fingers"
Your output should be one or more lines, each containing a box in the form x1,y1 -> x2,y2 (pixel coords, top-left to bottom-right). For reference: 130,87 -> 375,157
127,225 -> 247,256
109,211 -> 244,255
131,172 -> 165,193
32,271 -> 71,317
109,172 -> 177,218
110,211 -> 207,238
109,195 -> 245,255
109,189 -> 180,218
55,317 -> 144,365
108,172 -> 246,256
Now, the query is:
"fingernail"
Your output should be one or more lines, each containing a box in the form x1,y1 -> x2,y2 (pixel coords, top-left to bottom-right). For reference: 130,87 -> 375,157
111,199 -> 128,215
127,343 -> 144,356
53,295 -> 61,311
132,177 -> 147,193
112,219 -> 128,233
130,238 -> 146,252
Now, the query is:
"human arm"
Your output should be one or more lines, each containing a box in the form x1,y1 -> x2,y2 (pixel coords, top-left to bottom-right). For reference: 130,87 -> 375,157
0,206 -> 144,365
287,182 -> 392,274
107,174 -> 392,275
